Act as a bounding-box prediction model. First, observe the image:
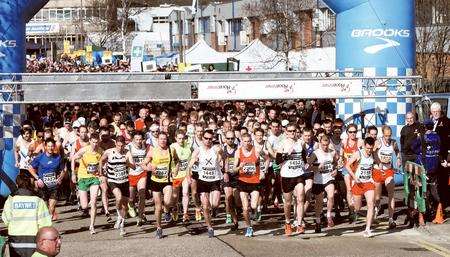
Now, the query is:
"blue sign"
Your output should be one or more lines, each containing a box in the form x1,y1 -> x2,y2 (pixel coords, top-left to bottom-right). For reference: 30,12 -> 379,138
323,0 -> 415,70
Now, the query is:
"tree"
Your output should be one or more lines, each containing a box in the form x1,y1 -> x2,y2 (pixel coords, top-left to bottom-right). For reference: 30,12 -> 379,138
245,0 -> 318,70
415,0 -> 450,93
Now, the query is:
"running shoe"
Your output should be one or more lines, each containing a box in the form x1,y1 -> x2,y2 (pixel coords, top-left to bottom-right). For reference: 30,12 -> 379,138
363,229 -> 373,238
327,217 -> 335,228
284,223 -> 292,236
388,219 -> 397,230
128,203 -> 137,218
315,222 -> 321,233
81,208 -> 89,218
89,226 -> 96,235
119,227 -> 126,237
231,222 -> 239,231
254,211 -> 262,222
350,212 -> 358,224
207,228 -> 214,238
172,211 -> 179,222
136,217 -> 143,227
164,212 -> 172,223
114,217 -> 122,229
183,213 -> 190,223
245,227 -> 254,237
155,228 -> 163,239
195,209 -> 202,221
105,212 -> 113,223
226,214 -> 233,224
297,225 -> 305,234
142,215 -> 149,224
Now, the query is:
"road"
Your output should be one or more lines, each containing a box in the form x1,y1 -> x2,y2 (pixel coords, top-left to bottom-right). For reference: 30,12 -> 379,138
49,200 -> 450,257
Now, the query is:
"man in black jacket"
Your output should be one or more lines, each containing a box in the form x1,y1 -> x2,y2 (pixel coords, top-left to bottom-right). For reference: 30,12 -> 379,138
400,112 -> 420,166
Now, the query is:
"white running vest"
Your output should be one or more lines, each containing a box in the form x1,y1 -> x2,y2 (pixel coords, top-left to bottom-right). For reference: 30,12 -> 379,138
128,143 -> 146,176
280,141 -> 306,178
355,150 -> 374,183
313,148 -> 335,185
198,146 -> 222,182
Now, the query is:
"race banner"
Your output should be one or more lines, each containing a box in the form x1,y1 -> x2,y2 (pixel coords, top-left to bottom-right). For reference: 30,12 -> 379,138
197,79 -> 363,100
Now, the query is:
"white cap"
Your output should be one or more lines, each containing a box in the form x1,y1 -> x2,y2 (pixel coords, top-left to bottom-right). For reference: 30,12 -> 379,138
281,120 -> 289,127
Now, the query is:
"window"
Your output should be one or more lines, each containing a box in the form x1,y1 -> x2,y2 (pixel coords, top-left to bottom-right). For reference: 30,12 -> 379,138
56,9 -> 64,21
64,9 -> 71,20
200,17 -> 210,33
228,19 -> 242,35
49,9 -> 57,20
42,9 -> 49,21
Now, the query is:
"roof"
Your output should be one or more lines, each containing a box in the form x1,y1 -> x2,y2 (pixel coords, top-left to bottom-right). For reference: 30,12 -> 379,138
232,39 -> 286,71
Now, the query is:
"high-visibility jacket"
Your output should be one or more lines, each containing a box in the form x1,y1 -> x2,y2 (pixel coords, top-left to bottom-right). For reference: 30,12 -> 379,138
2,189 -> 52,254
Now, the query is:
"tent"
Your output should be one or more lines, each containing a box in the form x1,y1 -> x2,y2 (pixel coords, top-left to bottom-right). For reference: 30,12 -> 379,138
183,37 -> 232,64
232,39 -> 286,72
289,47 -> 336,71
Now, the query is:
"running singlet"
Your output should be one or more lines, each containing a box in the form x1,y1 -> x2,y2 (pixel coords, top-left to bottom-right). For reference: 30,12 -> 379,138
238,147 -> 260,184
343,138 -> 359,171
190,138 -> 202,173
78,149 -> 102,180
150,147 -> 172,183
313,148 -> 335,185
128,143 -> 146,176
257,142 -> 267,174
377,139 -> 394,170
171,143 -> 191,180
223,145 -> 237,175
355,150 -> 374,183
280,141 -> 306,178
198,146 -> 222,182
17,140 -> 32,170
106,150 -> 128,184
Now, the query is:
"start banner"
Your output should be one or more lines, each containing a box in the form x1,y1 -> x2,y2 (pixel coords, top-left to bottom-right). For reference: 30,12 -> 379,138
197,79 -> 363,100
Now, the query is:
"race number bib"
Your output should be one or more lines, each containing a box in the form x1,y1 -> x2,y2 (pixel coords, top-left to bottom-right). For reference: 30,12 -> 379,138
379,151 -> 392,163
115,167 -> 128,181
320,161 -> 333,173
179,160 -> 189,171
87,163 -> 99,174
43,172 -> 57,188
155,166 -> 169,178
192,162 -> 199,173
243,163 -> 257,175
358,165 -> 372,181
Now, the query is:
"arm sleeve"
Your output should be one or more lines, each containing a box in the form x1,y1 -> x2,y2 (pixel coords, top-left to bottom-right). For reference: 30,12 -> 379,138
1,197 -> 12,226
37,198 -> 52,228
30,153 -> 41,170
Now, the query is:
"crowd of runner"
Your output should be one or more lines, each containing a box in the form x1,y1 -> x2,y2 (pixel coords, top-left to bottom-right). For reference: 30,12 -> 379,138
13,99 -> 449,240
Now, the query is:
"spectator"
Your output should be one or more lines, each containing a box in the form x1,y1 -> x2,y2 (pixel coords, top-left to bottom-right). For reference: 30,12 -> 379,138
32,227 -> 61,257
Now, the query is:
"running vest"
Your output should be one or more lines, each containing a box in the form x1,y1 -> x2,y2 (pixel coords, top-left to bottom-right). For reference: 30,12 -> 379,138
238,147 -> 260,184
343,138 -> 359,171
198,146 -> 222,182
150,147 -> 172,183
106,150 -> 128,184
171,143 -> 191,179
190,137 -> 203,173
17,140 -> 32,170
78,148 -> 101,179
377,138 -> 394,170
280,141 -> 306,178
355,149 -> 374,183
256,141 -> 267,174
223,144 -> 237,175
313,148 -> 335,185
127,143 -> 146,176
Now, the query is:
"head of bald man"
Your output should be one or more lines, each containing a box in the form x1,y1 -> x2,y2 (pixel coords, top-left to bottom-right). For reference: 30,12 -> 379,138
35,227 -> 61,257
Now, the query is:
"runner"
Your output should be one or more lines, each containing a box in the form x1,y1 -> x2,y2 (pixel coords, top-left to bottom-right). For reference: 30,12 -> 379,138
253,128 -> 269,220
190,124 -> 205,221
69,125 -> 90,209
233,133 -> 268,237
300,127 -> 317,224
373,125 -> 400,229
99,136 -> 131,236
126,131 -> 148,226
265,119 -> 284,209
29,138 -> 66,221
170,130 -> 192,223
71,133 -> 103,235
276,123 -> 309,235
345,137 -> 376,238
15,128 -> 35,181
98,126 -> 116,222
144,132 -> 176,239
222,130 -> 240,227
188,129 -> 223,238
308,135 -> 338,233
341,124 -> 364,222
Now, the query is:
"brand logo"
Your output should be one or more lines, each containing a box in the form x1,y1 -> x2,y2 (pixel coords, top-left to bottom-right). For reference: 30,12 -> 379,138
351,29 -> 410,54
0,40 -> 17,58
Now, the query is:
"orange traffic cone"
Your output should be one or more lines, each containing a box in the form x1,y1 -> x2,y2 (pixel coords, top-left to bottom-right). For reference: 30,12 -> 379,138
432,203 -> 445,224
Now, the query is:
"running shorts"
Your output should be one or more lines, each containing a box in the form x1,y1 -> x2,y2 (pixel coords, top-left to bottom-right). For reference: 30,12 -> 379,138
281,176 -> 305,193
78,177 -> 101,192
150,181 -> 172,193
372,169 -> 394,183
222,174 -> 239,188
129,172 -> 147,187
238,181 -> 261,194
108,182 -> 130,198
351,182 -> 375,196
312,180 -> 335,195
197,180 -> 221,193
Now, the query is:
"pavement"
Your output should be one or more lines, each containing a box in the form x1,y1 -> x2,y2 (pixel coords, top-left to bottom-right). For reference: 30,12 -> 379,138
2,189 -> 450,257
48,199 -> 450,257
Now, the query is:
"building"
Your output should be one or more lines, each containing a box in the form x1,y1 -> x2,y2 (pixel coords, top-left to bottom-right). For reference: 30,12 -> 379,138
168,0 -> 335,54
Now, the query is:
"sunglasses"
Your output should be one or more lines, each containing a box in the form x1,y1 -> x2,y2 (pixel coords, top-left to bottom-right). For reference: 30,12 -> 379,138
203,137 -> 213,141
286,130 -> 296,132
226,137 -> 234,140
348,130 -> 357,134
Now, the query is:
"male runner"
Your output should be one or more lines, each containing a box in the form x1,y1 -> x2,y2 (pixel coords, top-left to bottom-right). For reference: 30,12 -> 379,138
222,130 -> 240,227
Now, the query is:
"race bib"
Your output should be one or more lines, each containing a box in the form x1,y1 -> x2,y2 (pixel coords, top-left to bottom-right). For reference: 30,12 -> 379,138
155,166 -> 169,178
379,151 -> 392,163
192,162 -> 199,172
87,163 -> 99,174
320,161 -> 333,173
358,165 -> 372,181
115,167 -> 128,181
227,158 -> 235,173
243,163 -> 257,175
43,172 -> 57,188
179,160 -> 189,171
288,160 -> 304,170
